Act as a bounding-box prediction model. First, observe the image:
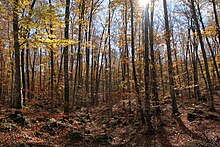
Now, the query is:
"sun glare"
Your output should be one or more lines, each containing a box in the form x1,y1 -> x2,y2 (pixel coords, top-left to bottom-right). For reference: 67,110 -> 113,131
139,0 -> 150,7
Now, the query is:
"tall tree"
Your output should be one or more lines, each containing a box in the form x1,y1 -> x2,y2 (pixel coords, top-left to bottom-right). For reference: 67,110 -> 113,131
74,0 -> 85,107
197,2 -> 220,81
64,0 -> 70,113
108,0 -> 112,103
149,0 -> 160,115
190,19 -> 201,100
87,0 -> 94,105
144,2 -> 154,132
21,0 -> 36,106
163,0 -> 180,115
13,0 -> 22,109
130,0 -> 145,124
49,0 -> 54,102
190,0 -> 215,111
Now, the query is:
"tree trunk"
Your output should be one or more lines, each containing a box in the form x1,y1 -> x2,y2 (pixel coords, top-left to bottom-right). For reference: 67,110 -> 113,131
173,44 -> 183,98
39,48 -> 42,96
163,0 -> 180,115
13,0 -> 22,109
158,51 -> 165,98
185,39 -> 192,98
64,0 -> 70,113
85,0 -> 94,101
21,48 -> 26,105
190,0 -> 215,111
95,26 -> 106,105
26,45 -> 30,101
130,0 -> 145,124
49,0 -> 54,104
197,3 -> 220,81
74,0 -> 85,108
108,0 -> 112,105
144,3 -> 154,132
24,0 -> 36,101
149,0 -> 160,115
56,48 -> 64,103
190,20 -> 201,100
31,51 -> 36,99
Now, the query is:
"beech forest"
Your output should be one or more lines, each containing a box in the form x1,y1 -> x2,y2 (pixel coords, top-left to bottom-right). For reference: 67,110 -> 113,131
0,0 -> 220,146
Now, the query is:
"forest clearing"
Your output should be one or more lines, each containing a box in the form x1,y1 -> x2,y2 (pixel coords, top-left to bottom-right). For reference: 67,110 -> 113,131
0,0 -> 220,146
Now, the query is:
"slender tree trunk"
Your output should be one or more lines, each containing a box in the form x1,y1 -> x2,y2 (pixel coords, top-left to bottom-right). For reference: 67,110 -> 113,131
149,0 -> 160,115
190,20 -> 201,99
74,0 -> 85,107
90,45 -> 94,107
185,40 -> 192,98
86,0 -> 94,101
197,3 -> 220,81
31,51 -> 36,99
95,26 -> 106,105
104,50 -> 108,102
39,48 -> 42,95
191,0 -> 215,111
130,0 -> 145,124
144,3 -> 154,132
108,0 -> 112,104
158,51 -> 165,98
64,0 -> 70,113
26,45 -> 30,100
11,51 -> 14,106
24,0 -> 36,101
163,0 -> 180,115
49,0 -> 54,104
20,0 -> 36,106
56,48 -> 64,102
21,48 -> 26,105
13,0 -> 22,109
171,28 -> 183,98
8,21 -> 14,105
125,1 -> 131,111
70,17 -> 75,106
122,1 -> 130,109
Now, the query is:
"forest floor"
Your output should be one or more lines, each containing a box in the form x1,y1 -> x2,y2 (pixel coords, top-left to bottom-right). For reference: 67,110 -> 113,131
0,90 -> 220,147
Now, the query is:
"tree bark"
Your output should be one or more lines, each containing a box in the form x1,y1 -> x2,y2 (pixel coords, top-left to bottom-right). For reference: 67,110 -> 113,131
130,0 -> 145,124
163,0 -> 180,115
74,0 -> 85,108
144,3 -> 154,132
86,0 -> 94,101
197,3 -> 220,81
26,44 -> 30,101
13,0 -> 22,109
190,0 -> 215,111
64,0 -> 70,113
190,20 -> 201,100
21,48 -> 26,105
49,0 -> 54,104
31,51 -> 36,99
108,0 -> 112,104
149,0 -> 160,115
